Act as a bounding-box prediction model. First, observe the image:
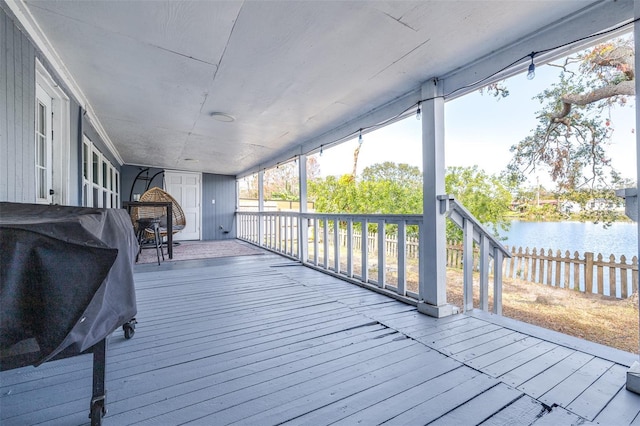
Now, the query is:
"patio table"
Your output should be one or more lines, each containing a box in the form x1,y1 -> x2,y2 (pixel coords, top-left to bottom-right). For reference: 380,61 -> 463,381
123,200 -> 173,259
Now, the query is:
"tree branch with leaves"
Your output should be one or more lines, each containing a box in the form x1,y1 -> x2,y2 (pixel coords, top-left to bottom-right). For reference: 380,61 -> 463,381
507,37 -> 634,198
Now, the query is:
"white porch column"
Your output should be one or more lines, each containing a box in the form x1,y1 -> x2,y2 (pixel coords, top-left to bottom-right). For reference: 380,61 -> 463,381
628,3 -> 640,394
417,79 -> 457,318
298,154 -> 309,262
258,170 -> 265,247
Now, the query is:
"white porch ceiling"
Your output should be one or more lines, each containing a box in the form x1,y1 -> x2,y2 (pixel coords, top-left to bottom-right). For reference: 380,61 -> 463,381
20,0 -> 632,176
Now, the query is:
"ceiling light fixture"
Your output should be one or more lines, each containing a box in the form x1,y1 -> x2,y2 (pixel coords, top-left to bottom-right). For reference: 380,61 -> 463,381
210,112 -> 235,122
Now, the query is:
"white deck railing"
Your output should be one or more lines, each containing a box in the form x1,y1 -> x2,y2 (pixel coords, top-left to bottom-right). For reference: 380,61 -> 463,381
237,197 -> 510,314
439,195 -> 511,314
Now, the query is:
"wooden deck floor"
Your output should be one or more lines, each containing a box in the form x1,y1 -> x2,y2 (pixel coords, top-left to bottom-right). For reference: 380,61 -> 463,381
2,251 -> 640,425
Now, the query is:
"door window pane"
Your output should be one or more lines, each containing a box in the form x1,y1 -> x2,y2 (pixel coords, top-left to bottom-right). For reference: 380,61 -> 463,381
93,186 -> 99,208
37,168 -> 46,199
92,152 -> 99,185
35,101 -> 47,200
83,143 -> 89,180
102,161 -> 108,188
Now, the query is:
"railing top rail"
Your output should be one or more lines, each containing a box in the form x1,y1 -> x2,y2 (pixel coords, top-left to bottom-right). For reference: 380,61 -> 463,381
301,213 -> 423,223
237,204 -> 510,258
237,210 -> 423,223
439,194 -> 511,258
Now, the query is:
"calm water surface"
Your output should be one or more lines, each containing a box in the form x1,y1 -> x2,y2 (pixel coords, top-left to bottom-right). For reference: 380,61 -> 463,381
503,220 -> 638,260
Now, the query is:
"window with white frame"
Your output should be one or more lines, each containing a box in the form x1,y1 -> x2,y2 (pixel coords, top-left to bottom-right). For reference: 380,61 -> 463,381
82,135 -> 119,208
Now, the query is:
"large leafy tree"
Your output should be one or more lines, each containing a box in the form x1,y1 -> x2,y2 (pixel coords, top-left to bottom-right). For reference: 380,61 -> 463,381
359,162 -> 423,215
308,174 -> 359,213
446,166 -> 513,240
240,156 -> 321,200
507,37 -> 634,195
309,162 -> 422,215
310,162 -> 512,240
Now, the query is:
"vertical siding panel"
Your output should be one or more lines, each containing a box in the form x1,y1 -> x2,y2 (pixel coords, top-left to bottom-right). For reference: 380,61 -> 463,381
69,102 -> 81,205
22,35 -> 35,202
0,12 -> 8,200
6,19 -> 16,201
0,11 -> 36,203
14,27 -> 24,202
202,174 -> 213,240
202,173 -> 237,240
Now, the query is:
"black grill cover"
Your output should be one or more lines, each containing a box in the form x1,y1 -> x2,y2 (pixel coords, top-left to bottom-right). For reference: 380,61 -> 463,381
0,202 -> 138,369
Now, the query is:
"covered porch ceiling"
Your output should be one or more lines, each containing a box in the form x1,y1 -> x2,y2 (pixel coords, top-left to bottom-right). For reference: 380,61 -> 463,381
15,0 -> 634,176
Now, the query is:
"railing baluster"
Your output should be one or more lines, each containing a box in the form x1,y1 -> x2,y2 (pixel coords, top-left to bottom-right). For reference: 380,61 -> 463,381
286,214 -> 290,254
280,215 -> 284,253
463,218 -> 474,312
397,221 -> 406,296
323,218 -> 329,269
347,219 -> 353,278
289,215 -> 294,256
285,215 -> 289,254
377,220 -> 385,288
493,248 -> 503,315
334,218 -> 340,274
269,214 -> 273,248
299,214 -> 307,261
294,214 -> 298,257
479,234 -> 489,311
362,219 -> 369,283
313,217 -> 319,265
287,214 -> 291,256
271,214 -> 275,248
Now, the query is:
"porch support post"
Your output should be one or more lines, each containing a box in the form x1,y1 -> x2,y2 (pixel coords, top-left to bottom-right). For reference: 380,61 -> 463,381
417,79 -> 457,318
298,154 -> 308,262
258,170 -> 264,247
628,3 -> 640,395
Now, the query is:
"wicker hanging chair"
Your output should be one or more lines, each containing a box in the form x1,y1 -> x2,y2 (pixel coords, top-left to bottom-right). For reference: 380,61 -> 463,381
132,187 -> 186,237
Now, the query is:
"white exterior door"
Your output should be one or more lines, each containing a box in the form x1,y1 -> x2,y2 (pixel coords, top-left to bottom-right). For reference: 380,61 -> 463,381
165,171 -> 201,241
36,60 -> 71,205
35,83 -> 53,204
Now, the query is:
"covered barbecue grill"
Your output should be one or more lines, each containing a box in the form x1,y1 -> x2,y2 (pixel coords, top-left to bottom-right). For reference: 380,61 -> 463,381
0,202 -> 138,424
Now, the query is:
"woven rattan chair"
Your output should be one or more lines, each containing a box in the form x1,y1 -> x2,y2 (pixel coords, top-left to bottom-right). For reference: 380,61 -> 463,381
133,187 -> 186,238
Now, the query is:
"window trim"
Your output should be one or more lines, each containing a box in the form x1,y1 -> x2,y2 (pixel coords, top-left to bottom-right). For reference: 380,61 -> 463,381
82,135 -> 119,208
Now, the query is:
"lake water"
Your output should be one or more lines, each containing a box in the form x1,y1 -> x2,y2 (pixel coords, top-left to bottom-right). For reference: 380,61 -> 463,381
503,220 -> 638,260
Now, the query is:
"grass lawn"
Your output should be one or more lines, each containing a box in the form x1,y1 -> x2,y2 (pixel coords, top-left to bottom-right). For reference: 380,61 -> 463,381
445,269 -> 639,354
310,242 -> 638,353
